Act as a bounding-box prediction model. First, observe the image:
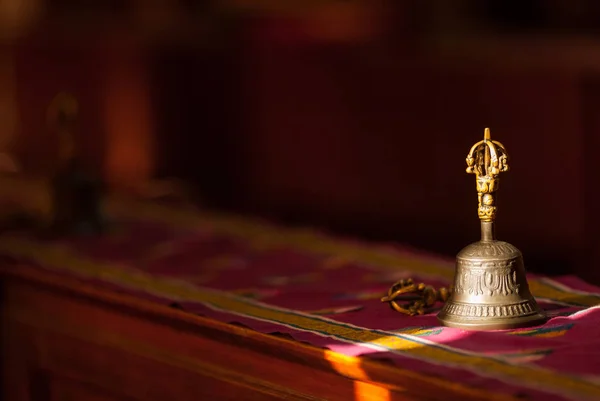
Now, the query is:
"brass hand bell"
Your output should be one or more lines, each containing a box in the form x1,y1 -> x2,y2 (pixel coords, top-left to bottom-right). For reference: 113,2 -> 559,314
437,128 -> 546,330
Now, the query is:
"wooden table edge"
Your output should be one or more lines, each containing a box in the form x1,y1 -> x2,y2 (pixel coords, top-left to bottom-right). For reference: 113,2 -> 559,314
0,263 -> 517,401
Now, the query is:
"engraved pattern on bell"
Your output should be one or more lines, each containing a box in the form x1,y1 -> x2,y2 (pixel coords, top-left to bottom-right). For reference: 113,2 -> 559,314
453,262 -> 518,297
438,240 -> 546,330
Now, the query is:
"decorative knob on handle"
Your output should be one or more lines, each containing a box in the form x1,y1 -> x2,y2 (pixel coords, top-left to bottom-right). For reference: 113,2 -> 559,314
465,128 -> 509,228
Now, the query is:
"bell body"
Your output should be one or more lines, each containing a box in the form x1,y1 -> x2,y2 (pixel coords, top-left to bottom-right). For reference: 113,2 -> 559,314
438,240 -> 546,330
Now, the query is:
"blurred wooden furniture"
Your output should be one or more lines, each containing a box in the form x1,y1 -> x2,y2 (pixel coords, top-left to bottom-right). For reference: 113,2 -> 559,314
0,265 -> 505,401
4,0 -> 600,281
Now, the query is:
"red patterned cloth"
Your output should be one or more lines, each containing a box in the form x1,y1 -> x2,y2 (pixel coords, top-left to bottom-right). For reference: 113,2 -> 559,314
0,201 -> 599,401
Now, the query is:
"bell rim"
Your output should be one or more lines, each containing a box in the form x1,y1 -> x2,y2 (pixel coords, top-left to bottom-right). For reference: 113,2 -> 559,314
437,311 -> 547,331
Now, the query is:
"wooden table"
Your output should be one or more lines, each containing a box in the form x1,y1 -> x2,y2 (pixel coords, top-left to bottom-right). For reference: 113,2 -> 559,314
1,202 -> 599,401
1,265 -> 502,401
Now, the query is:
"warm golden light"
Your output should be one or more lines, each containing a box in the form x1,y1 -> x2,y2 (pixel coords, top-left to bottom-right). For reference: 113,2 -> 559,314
324,350 -> 370,381
354,381 -> 391,401
324,351 -> 392,401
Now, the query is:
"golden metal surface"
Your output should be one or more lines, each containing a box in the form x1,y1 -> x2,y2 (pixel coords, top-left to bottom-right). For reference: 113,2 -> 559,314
436,128 -> 547,330
465,127 -> 508,223
381,278 -> 450,316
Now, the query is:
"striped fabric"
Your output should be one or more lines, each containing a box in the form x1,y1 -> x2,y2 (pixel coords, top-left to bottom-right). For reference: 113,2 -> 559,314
1,200 -> 599,401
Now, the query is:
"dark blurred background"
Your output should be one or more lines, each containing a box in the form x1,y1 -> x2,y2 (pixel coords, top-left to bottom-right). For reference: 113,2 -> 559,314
1,0 -> 599,282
